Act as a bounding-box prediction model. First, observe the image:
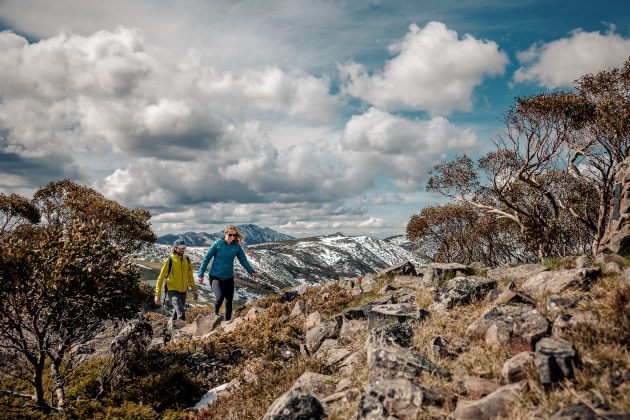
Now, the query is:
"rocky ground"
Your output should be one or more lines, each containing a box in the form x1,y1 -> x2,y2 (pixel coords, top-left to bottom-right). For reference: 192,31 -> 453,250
114,253 -> 630,419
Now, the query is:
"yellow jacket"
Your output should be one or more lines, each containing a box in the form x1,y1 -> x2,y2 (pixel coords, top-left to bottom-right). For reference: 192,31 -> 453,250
155,253 -> 196,297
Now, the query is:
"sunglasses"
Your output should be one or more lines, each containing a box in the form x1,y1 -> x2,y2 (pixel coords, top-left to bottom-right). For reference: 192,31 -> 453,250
226,233 -> 237,237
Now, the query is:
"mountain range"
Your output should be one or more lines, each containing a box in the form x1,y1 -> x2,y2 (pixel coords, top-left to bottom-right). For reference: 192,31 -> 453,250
140,225 -> 424,303
156,224 -> 295,246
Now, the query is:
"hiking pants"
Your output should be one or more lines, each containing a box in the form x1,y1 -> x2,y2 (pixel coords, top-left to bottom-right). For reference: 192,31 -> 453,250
210,276 -> 234,320
167,290 -> 187,321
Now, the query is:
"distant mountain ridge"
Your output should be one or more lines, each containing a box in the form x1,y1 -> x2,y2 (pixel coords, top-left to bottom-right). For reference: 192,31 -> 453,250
245,234 -> 425,291
156,224 -> 295,246
140,230 -> 425,302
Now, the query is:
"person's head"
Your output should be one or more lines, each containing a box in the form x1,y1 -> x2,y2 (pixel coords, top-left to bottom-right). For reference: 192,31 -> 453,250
223,225 -> 243,244
172,239 -> 186,256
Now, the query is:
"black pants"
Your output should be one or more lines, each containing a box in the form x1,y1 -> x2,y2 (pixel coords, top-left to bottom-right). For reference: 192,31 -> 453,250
210,276 -> 234,321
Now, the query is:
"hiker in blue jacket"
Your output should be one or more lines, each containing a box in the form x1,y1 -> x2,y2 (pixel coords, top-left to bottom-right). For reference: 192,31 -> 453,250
198,225 -> 257,321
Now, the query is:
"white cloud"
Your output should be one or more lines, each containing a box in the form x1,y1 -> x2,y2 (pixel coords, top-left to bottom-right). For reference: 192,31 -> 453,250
0,27 -> 156,158
341,107 -> 480,190
193,66 -> 339,122
141,100 -> 193,136
339,22 -> 509,115
0,0 -> 360,72
2,1 -> 627,239
0,28 -> 339,178
95,105 -> 478,217
514,26 -> 630,89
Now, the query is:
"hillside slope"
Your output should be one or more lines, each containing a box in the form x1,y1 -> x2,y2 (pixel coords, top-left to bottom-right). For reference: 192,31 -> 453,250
136,233 -> 425,301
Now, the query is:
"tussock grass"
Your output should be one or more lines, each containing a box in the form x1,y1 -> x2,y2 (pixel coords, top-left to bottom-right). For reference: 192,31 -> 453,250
197,270 -> 630,420
220,270 -> 628,419
185,306 -> 216,323
188,296 -> 335,419
506,273 -> 630,418
193,357 -> 330,420
4,267 -> 628,419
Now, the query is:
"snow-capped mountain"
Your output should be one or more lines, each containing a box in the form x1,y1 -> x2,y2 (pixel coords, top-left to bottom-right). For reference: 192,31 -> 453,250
245,234 -> 425,290
137,231 -> 426,302
156,224 -> 294,246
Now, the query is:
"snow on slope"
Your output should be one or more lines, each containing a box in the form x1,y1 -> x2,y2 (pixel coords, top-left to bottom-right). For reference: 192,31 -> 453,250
136,233 -> 426,302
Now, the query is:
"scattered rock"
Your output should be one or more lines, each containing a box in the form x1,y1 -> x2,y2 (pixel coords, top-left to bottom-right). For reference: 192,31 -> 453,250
534,337 -> 577,385
261,390 -> 325,420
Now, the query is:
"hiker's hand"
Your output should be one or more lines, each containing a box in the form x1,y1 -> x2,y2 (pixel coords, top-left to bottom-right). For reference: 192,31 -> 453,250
193,291 -> 198,301
197,277 -> 204,284
251,273 -> 257,281
154,297 -> 160,306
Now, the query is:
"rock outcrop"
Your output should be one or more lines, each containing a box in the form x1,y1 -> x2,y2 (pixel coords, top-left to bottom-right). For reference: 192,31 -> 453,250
599,156 -> 630,256
120,256 -> 629,419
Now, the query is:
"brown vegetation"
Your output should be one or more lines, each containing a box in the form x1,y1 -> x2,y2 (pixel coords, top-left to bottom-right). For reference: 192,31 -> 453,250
422,58 -> 630,260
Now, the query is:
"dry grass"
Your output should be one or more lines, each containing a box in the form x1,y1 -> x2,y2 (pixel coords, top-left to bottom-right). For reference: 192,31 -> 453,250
199,356 -> 331,420
507,274 -> 630,418
126,268 -> 630,418
185,306 -> 216,323
144,311 -> 167,324
185,297 -> 333,420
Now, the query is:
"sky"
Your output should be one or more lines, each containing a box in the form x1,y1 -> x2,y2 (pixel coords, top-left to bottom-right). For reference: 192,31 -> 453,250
1,0 -> 629,239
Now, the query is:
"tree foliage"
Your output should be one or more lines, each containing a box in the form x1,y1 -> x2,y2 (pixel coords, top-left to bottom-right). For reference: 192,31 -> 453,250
33,179 -> 156,253
0,179 -> 155,415
568,58 -> 630,247
425,57 -> 630,260
407,202 -> 534,265
0,192 -> 41,238
427,154 -> 597,260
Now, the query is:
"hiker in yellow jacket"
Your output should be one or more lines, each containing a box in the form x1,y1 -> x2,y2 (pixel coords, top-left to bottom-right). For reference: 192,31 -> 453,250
155,239 -> 198,320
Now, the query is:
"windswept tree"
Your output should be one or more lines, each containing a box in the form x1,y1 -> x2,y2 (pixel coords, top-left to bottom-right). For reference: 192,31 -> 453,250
0,180 -> 155,415
427,153 -> 598,260
566,58 -> 630,251
426,57 -> 629,259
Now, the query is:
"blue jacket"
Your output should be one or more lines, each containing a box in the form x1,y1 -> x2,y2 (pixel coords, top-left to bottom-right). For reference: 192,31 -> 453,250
198,238 -> 255,280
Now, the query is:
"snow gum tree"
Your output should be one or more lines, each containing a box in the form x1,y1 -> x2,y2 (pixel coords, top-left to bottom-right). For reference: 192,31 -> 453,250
0,179 -> 156,415
424,57 -> 629,260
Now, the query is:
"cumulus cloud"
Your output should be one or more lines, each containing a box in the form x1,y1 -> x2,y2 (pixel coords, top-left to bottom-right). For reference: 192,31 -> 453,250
0,28 -> 339,186
0,27 -> 156,161
513,26 -> 630,89
196,67 -> 339,121
0,0 -> 357,73
339,22 -> 509,115
3,2 -> 625,238
0,21 -> 484,235
96,104 -> 480,213
341,107 -> 480,190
